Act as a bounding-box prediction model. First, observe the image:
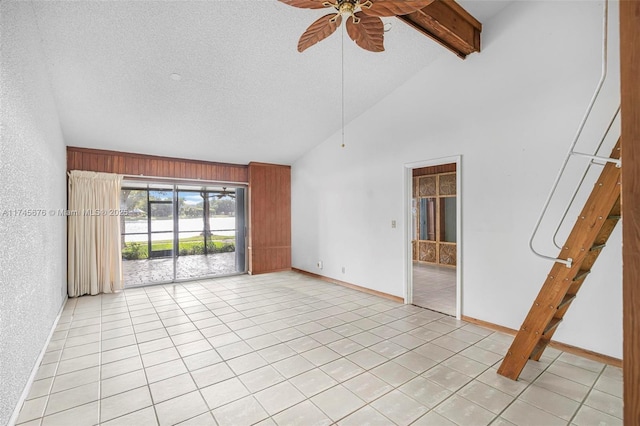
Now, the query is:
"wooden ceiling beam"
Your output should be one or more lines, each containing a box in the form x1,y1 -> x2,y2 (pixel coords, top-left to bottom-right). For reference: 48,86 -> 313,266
397,0 -> 481,59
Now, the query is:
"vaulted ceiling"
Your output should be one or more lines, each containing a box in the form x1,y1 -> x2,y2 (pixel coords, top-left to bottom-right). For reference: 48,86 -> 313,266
31,1 -> 511,165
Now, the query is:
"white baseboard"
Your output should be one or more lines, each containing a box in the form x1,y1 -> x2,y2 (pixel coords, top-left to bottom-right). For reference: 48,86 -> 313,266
7,296 -> 68,426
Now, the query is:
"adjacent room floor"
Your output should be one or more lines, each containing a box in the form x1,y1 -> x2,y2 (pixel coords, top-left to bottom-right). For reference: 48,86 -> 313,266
412,263 -> 456,316
16,272 -> 622,425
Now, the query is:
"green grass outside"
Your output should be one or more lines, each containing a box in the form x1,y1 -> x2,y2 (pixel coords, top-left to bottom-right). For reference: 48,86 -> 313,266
123,235 -> 235,260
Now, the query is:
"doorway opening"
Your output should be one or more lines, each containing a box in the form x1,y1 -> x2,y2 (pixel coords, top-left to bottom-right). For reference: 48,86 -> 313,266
405,157 -> 461,318
120,181 -> 247,287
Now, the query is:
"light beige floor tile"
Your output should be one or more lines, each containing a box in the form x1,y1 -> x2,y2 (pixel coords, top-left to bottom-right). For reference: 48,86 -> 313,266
100,385 -> 153,422
412,342 -> 455,363
155,391 -> 209,426
422,365 -> 473,392
176,339 -> 213,358
320,358 -> 365,382
258,343 -> 297,363
272,354 -> 315,378
102,406 -> 158,426
176,411 -> 217,425
145,358 -> 188,383
40,401 -> 99,426
327,338 -> 364,356
138,337 -> 174,355
26,378 -> 53,400
476,369 -> 528,396
593,374 -> 622,398
272,400 -> 332,426
45,382 -> 99,416
343,372 -> 393,403
435,395 -> 495,426
141,347 -> 181,367
370,361 -> 415,387
368,341 -> 408,359
337,405 -> 391,426
200,377 -> 249,410
412,411 -> 457,426
50,366 -> 100,393
182,349 -> 222,371
102,345 -> 140,364
55,354 -> 100,376
289,368 -> 338,397
227,351 -> 267,375
101,369 -> 147,398
520,384 -> 580,420
501,400 -> 567,426
239,365 -> 285,393
310,385 -> 365,422
212,395 -> 269,426
398,376 -> 451,408
459,345 -> 503,366
300,346 -> 341,366
571,404 -> 623,426
255,381 -> 306,415
346,349 -> 387,370
101,356 -> 144,380
216,341 -> 253,360
457,381 -> 514,414
546,361 -> 599,387
534,371 -> 590,402
584,388 -> 623,419
371,390 -> 429,425
149,373 -> 197,403
393,351 -> 437,374
16,396 -> 48,424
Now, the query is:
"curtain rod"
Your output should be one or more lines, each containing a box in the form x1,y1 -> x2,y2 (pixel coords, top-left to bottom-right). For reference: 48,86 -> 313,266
123,175 -> 248,187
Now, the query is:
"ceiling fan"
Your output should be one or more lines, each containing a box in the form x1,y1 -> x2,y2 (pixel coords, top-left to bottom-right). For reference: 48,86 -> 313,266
279,0 -> 434,52
211,187 -> 235,200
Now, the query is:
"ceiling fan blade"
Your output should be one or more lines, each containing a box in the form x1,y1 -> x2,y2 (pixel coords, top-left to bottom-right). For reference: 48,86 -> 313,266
278,0 -> 329,9
298,13 -> 342,52
346,13 -> 384,52
360,0 -> 434,17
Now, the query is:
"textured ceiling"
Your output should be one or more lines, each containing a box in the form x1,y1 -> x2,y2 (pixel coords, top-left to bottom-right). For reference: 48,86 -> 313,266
32,1 -> 511,165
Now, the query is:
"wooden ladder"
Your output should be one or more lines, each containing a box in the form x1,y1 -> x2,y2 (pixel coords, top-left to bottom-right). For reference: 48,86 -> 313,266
497,139 -> 621,380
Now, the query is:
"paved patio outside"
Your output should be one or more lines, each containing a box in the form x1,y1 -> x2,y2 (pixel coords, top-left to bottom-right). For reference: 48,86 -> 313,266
122,252 -> 239,286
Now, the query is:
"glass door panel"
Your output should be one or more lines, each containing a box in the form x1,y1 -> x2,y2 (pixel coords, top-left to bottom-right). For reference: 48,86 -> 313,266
121,183 -> 246,286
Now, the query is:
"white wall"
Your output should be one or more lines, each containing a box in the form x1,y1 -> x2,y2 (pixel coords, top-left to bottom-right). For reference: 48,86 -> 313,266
0,2 -> 68,424
292,1 -> 622,358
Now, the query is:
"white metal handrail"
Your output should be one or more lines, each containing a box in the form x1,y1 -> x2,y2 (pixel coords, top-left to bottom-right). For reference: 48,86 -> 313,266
552,107 -> 621,249
529,0 -> 614,268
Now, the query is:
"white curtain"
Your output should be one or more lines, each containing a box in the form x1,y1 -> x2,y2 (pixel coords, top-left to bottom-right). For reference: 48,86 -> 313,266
68,171 -> 123,297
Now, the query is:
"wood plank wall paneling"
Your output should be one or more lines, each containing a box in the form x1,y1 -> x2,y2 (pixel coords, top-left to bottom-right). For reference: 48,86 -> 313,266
412,163 -> 456,177
66,147 -> 248,183
248,162 -> 292,275
621,2 -> 640,424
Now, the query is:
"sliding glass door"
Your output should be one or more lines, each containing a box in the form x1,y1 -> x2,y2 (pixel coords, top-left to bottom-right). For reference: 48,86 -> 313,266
120,182 -> 246,287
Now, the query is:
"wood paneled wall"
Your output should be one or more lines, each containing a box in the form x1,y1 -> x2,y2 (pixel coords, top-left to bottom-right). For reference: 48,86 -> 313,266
67,147 -> 248,183
247,162 -> 292,275
620,2 -> 640,423
413,163 -> 456,177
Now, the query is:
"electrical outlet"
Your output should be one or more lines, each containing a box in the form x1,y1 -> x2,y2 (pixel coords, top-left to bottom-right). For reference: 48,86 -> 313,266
317,261 -> 323,269
341,266 -> 346,274
391,220 -> 397,228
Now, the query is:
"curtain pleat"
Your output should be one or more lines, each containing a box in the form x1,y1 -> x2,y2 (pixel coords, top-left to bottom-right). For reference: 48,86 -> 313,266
68,171 -> 123,297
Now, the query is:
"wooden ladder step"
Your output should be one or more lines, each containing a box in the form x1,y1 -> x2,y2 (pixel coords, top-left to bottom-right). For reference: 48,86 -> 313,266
607,215 -> 621,220
558,294 -> 576,309
573,270 -> 591,282
590,243 -> 607,251
543,318 -> 562,335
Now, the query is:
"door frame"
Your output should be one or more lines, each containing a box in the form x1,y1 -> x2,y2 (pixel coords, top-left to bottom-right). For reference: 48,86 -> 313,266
404,155 -> 462,319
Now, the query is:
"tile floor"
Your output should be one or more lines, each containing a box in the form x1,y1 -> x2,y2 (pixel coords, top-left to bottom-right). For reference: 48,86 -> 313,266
16,271 -> 622,425
412,263 -> 456,316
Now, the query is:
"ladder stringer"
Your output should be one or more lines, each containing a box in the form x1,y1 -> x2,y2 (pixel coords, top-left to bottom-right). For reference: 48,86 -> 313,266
497,140 -> 621,381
